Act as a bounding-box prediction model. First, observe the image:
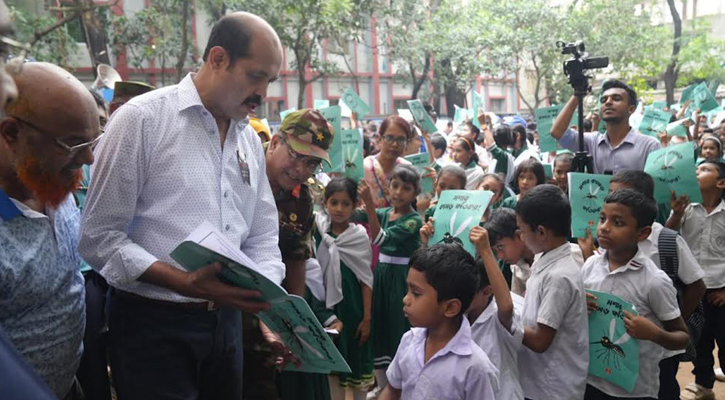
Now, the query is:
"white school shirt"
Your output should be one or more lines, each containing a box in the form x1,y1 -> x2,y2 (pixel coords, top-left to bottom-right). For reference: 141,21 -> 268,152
470,294 -> 525,400
679,200 -> 725,289
387,316 -> 499,400
511,243 -> 584,297
79,74 -> 285,302
582,250 -> 682,398
517,243 -> 589,400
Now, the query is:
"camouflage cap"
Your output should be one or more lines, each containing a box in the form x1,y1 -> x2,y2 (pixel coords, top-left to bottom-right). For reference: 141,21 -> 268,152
112,81 -> 155,101
278,108 -> 335,165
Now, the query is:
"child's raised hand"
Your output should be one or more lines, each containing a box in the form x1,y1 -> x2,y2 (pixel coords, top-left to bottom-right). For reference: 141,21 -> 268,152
420,218 -> 435,247
423,166 -> 437,181
586,292 -> 598,314
578,228 -> 596,261
670,191 -> 690,216
469,226 -> 492,254
623,311 -> 659,341
358,180 -> 374,206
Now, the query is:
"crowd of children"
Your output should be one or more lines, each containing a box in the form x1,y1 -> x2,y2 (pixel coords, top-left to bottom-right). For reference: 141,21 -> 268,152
292,84 -> 725,400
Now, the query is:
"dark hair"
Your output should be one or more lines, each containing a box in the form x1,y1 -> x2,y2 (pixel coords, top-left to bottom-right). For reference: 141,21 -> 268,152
324,177 -> 358,204
447,121 -> 453,128
363,135 -> 372,157
410,243 -> 479,316
604,189 -> 657,229
438,165 -> 467,189
601,79 -> 637,107
88,89 -> 106,108
203,16 -> 253,64
527,122 -> 537,131
516,184 -> 571,237
389,164 -> 421,195
466,121 -> 481,143
484,208 -> 518,245
431,134 -> 447,152
493,124 -> 513,148
380,115 -> 413,140
479,173 -> 505,197
511,124 -> 527,148
583,118 -> 593,132
700,158 -> 725,180
513,158 -> 546,192
553,152 -> 574,168
457,135 -> 479,165
474,258 -> 491,291
611,170 -> 655,199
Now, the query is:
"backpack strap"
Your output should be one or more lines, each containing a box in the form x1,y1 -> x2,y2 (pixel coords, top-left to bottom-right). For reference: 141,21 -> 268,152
658,226 -> 680,285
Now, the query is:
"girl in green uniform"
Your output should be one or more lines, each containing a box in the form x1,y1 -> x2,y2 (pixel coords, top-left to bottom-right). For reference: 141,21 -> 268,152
499,158 -> 546,209
314,178 -> 375,400
357,164 -> 423,393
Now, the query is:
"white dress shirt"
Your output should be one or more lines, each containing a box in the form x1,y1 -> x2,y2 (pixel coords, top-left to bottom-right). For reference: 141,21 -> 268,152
79,74 -> 285,302
518,243 -> 589,400
582,250 -> 682,398
470,295 -> 525,400
387,316 -> 499,400
679,200 -> 725,288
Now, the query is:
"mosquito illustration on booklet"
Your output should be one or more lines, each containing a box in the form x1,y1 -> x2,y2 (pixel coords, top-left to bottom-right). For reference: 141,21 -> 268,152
170,221 -> 351,375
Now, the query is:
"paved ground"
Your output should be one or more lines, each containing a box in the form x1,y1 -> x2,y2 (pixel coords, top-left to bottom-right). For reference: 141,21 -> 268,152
677,347 -> 724,399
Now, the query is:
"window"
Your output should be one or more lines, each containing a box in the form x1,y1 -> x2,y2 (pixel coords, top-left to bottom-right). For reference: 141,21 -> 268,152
490,98 -> 506,113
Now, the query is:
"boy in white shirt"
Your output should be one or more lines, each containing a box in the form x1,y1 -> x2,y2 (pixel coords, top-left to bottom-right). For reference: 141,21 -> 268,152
468,225 -> 525,400
666,159 -> 725,400
514,185 -> 589,400
379,243 -> 499,400
608,170 -> 706,400
583,189 -> 689,399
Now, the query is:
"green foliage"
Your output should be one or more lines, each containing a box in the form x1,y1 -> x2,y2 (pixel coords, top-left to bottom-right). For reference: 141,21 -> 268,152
676,20 -> 725,85
8,5 -> 78,68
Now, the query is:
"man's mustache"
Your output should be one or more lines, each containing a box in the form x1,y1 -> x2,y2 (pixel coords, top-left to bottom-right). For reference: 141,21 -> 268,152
243,95 -> 262,106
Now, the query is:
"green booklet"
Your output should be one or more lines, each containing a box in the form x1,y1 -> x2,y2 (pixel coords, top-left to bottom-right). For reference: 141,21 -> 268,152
453,105 -> 469,125
341,87 -> 370,119
430,190 -> 494,256
568,172 -> 611,239
666,119 -> 688,137
639,106 -> 670,137
693,82 -> 719,112
542,163 -> 553,179
404,152 -> 434,195
679,84 -> 696,105
280,107 -> 296,121
314,99 -> 330,109
171,222 -> 351,375
472,91 -> 484,128
652,100 -> 667,110
407,99 -> 438,134
341,129 -> 364,182
535,104 -> 564,153
587,290 -> 640,393
320,105 -> 343,173
644,142 -> 703,206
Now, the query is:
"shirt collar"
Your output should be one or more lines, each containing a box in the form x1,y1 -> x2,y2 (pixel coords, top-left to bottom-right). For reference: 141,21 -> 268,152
692,199 -> 725,215
0,187 -> 21,221
532,242 -> 571,275
472,299 -> 496,327
177,73 -> 205,112
598,128 -> 637,147
598,248 -> 649,274
412,316 -> 475,362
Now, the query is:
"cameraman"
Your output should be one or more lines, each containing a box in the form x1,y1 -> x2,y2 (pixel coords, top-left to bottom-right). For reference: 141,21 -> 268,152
549,80 -> 660,174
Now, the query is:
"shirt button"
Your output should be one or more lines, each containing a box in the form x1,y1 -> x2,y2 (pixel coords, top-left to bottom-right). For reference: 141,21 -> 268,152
225,225 -> 230,231
224,191 -> 228,198
202,111 -> 207,116
209,130 -> 215,135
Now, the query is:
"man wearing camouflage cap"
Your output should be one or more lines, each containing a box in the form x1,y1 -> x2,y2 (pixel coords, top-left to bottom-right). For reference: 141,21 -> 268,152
242,108 -> 334,400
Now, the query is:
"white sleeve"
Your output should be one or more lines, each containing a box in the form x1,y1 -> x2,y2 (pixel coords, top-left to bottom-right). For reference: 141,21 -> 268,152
465,360 -> 499,400
675,235 -> 705,285
648,270 -> 682,322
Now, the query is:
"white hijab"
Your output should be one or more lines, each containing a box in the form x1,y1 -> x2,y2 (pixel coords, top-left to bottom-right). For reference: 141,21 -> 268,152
315,213 -> 373,308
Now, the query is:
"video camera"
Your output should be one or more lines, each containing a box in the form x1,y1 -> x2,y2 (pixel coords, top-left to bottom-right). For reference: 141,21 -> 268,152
558,41 -> 609,93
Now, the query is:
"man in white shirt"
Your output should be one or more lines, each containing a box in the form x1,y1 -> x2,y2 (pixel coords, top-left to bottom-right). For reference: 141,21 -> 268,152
79,12 -> 285,400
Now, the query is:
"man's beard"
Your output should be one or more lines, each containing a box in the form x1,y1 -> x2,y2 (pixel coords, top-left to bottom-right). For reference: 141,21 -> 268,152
15,155 -> 82,208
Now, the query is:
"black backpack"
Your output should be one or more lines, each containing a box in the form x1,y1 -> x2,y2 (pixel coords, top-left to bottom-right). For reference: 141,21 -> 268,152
658,227 -> 705,362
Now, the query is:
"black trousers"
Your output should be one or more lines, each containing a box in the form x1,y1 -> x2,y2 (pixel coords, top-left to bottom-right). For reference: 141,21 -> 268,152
107,289 -> 243,400
584,384 -> 656,400
693,293 -> 725,389
657,356 -> 680,400
76,271 -> 111,400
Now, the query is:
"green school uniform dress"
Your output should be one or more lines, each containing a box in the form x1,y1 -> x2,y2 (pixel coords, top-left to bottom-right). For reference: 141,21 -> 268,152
360,207 -> 422,369
278,286 -> 333,400
313,230 -> 375,390
499,195 -> 518,209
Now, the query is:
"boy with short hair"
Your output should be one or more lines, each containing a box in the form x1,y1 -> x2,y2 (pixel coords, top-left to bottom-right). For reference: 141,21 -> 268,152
469,225 -> 525,400
553,151 -> 574,194
514,184 -> 589,400
379,243 -> 499,400
666,159 -> 725,400
583,189 -> 689,399
609,170 -> 705,400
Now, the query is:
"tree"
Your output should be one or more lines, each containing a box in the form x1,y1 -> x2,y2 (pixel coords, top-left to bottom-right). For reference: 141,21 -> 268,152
8,5 -> 79,69
74,0 -> 113,69
663,0 -> 682,105
110,0 -> 195,86
201,0 -> 376,109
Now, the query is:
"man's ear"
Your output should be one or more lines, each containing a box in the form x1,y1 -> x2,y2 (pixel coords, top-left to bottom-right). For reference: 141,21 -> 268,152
636,225 -> 652,243
207,46 -> 231,70
716,178 -> 725,191
443,298 -> 462,319
0,117 -> 21,148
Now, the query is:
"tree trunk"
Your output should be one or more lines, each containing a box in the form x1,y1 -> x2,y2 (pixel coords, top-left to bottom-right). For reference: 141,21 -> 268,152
410,55 -> 431,100
297,67 -> 307,109
175,0 -> 191,83
664,0 -> 682,105
74,0 -> 111,72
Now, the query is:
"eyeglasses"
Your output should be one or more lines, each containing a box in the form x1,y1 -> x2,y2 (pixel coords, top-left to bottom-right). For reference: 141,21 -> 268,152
11,116 -> 104,158
381,135 -> 408,146
0,35 -> 31,76
281,137 -> 322,173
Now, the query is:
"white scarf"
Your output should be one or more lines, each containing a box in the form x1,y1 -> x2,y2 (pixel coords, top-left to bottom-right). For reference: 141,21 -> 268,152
305,258 -> 326,303
315,213 -> 373,308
